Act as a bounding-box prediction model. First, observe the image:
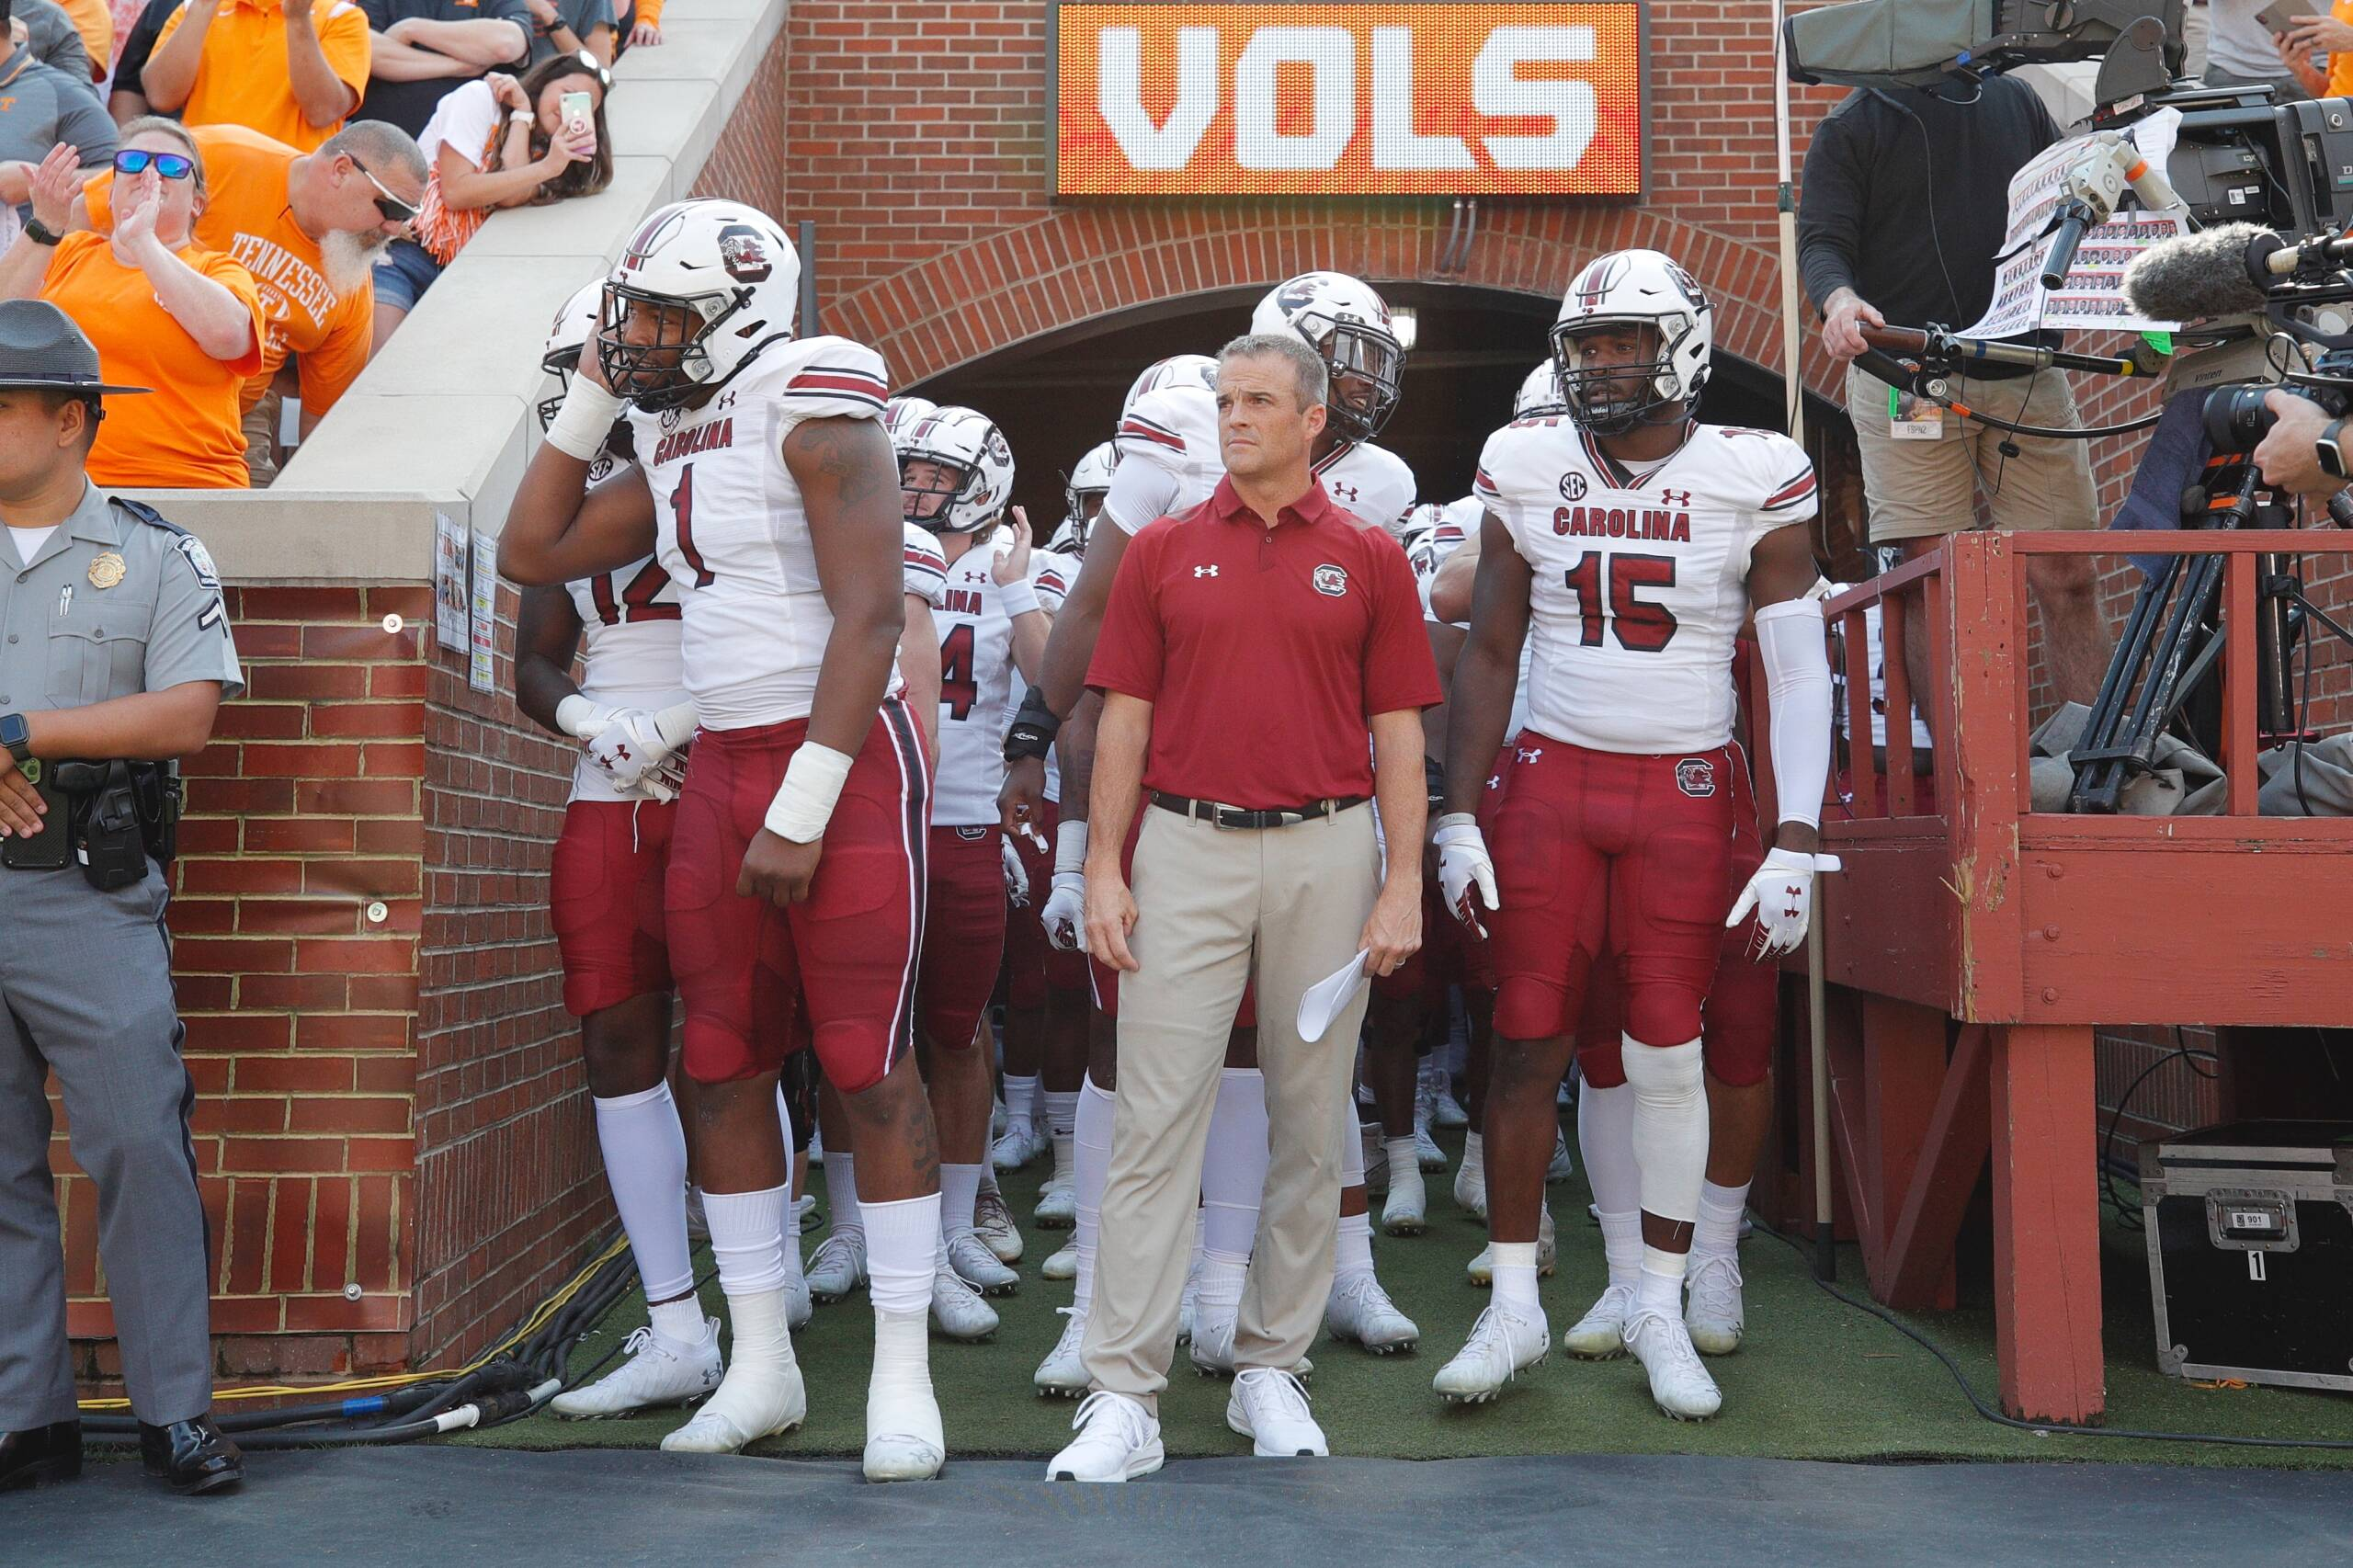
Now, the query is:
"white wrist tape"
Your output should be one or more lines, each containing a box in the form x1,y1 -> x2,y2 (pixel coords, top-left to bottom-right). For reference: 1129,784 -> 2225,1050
1053,817 -> 1089,876
764,742 -> 855,843
996,576 -> 1042,619
1755,597 -> 1834,832
544,377 -> 626,461
555,694 -> 615,738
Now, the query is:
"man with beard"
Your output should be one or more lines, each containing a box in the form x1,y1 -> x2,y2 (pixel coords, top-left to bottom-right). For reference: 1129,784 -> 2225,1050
74,119 -> 424,482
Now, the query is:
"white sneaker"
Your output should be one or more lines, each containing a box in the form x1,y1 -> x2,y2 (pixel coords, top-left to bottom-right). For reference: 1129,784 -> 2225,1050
1381,1162 -> 1427,1236
931,1262 -> 1001,1340
1465,1207 -> 1555,1287
805,1230 -> 867,1303
1033,1306 -> 1089,1398
683,1186 -> 710,1243
1563,1281 -> 1635,1359
1362,1127 -> 1390,1199
1431,1088 -> 1470,1131
990,1119 -> 1040,1172
1545,1125 -> 1574,1184
1325,1271 -> 1419,1354
1227,1367 -> 1325,1457
552,1320 -> 722,1417
1683,1252 -> 1745,1356
1040,1241 -> 1077,1281
1033,1173 -> 1076,1229
660,1294 -> 804,1453
1414,1122 -> 1448,1173
1432,1304 -> 1549,1403
865,1309 -> 946,1481
947,1229 -> 1019,1297
1624,1308 -> 1722,1420
973,1188 -> 1024,1266
1047,1390 -> 1163,1482
1452,1147 -> 1487,1221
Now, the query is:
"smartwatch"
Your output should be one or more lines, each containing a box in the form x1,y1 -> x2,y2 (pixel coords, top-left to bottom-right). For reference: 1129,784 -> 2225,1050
2319,417 -> 2348,482
0,711 -> 30,768
22,219 -> 61,247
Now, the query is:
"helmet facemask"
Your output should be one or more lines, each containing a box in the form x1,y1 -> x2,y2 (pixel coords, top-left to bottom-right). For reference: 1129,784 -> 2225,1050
597,284 -> 746,412
538,346 -> 576,432
1550,317 -> 1689,437
1298,312 -> 1404,442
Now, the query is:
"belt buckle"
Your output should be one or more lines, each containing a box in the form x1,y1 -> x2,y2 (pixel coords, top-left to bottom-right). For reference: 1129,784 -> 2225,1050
1211,802 -> 1250,830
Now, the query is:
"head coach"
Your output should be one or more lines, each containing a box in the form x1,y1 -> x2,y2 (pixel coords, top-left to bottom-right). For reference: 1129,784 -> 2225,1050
1050,332 -> 1440,1481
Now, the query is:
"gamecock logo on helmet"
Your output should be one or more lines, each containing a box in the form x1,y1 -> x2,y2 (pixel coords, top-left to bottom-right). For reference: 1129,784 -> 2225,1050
716,223 -> 773,283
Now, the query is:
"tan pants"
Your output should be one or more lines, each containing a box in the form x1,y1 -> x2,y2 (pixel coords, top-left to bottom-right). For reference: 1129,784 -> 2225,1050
1846,364 -> 2099,543
241,394 -> 280,487
1080,801 -> 1380,1411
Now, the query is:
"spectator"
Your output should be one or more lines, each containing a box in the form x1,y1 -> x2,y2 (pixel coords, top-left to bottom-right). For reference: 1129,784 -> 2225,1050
140,0 -> 370,153
370,51 -> 604,347
105,0 -> 178,121
2205,0 -> 2304,95
356,0 -> 531,140
523,0 -> 609,67
614,0 -> 655,50
1798,70 -> 2112,712
79,119 -> 423,481
0,121 -> 265,486
48,0 -> 98,64
0,0 -> 116,214
2277,4 -> 2353,96
15,0 -> 94,85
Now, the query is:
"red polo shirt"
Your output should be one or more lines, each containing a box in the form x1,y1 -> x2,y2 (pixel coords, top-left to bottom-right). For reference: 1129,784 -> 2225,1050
1086,475 -> 1442,810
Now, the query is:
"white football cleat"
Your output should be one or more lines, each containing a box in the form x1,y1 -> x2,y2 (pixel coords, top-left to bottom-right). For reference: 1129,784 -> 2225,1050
1176,1249 -> 1201,1345
1033,1173 -> 1076,1230
1452,1148 -> 1487,1221
1545,1125 -> 1575,1184
1227,1368 -> 1326,1458
947,1230 -> 1019,1298
1415,1123 -> 1448,1173
1047,1391 -> 1163,1483
552,1320 -> 722,1418
1325,1271 -> 1419,1354
785,1259 -> 813,1332
1432,1304 -> 1549,1403
973,1188 -> 1023,1266
1040,1241 -> 1077,1281
1563,1281 -> 1635,1359
1033,1306 -> 1089,1398
1381,1162 -> 1427,1236
1624,1308 -> 1723,1420
1188,1298 -> 1237,1376
1465,1207 -> 1555,1288
1683,1252 -> 1745,1356
1431,1087 -> 1470,1131
659,1295 -> 804,1453
990,1119 -> 1040,1172
805,1231 -> 868,1304
931,1262 -> 1001,1340
864,1310 -> 946,1481
991,1094 -> 1007,1141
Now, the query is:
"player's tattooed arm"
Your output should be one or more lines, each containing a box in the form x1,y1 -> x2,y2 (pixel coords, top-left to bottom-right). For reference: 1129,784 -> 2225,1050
1439,513 -> 1531,819
513,585 -> 588,738
502,449 -> 658,585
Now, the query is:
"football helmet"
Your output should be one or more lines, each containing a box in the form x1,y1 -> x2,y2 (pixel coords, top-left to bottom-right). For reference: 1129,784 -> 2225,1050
883,394 -> 941,454
539,278 -> 602,431
1397,501 -> 1444,574
1123,353 -> 1217,415
1512,360 -> 1571,421
1059,439 -> 1116,551
899,404 -> 1016,536
1249,271 -> 1405,441
598,200 -> 801,412
1550,249 -> 1711,435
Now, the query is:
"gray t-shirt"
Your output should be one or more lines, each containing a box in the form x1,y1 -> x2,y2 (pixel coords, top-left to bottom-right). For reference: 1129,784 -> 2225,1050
17,0 -> 92,85
0,46 -> 116,176
527,0 -> 616,62
2206,0 -> 2296,81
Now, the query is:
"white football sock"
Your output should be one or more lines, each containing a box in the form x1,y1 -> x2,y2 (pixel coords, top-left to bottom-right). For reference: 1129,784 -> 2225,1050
1620,1036 -> 1706,1287
1694,1179 -> 1749,1261
1382,1135 -> 1418,1177
647,1294 -> 705,1345
1636,1265 -> 1684,1318
1004,1074 -> 1040,1131
1463,1128 -> 1483,1176
940,1163 -> 983,1238
1200,1068 -> 1268,1258
703,1185 -> 790,1296
772,1087 -> 804,1291
1598,1210 -> 1643,1290
1333,1212 -> 1374,1285
590,1083 -> 693,1304
1341,1109 -> 1367,1187
1491,1241 -> 1541,1318
1576,1078 -> 1640,1218
1042,1089 -> 1079,1185
824,1151 -> 864,1241
860,1191 -> 941,1316
1073,1074 -> 1114,1315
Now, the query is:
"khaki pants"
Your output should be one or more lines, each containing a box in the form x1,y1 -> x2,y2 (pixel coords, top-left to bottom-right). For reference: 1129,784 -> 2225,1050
1846,364 -> 2099,543
1080,801 -> 1380,1411
242,393 -> 280,487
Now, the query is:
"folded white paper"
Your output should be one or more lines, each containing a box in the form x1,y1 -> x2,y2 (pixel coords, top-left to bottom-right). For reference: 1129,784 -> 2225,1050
1296,949 -> 1371,1044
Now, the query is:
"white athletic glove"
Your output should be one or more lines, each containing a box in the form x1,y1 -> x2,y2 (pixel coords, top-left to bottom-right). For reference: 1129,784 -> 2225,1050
581,703 -> 698,802
1042,871 -> 1086,952
1725,847 -> 1842,959
1431,812 -> 1499,939
1002,835 -> 1030,906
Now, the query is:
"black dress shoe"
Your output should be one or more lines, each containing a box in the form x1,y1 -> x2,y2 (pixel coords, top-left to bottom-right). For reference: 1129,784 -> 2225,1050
137,1416 -> 243,1494
0,1421 -> 82,1492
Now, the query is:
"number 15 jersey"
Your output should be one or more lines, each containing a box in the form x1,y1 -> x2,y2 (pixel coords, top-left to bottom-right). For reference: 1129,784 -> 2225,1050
1473,418 -> 1815,755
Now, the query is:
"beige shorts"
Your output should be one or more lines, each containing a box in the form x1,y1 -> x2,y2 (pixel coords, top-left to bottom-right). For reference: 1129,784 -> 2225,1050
1845,363 -> 2100,543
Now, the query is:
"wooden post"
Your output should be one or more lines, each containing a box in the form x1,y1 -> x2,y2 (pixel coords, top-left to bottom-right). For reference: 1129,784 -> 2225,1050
1859,994 -> 1945,1295
1990,1023 -> 2105,1424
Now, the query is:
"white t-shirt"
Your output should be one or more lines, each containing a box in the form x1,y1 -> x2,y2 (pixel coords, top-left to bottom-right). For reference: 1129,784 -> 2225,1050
6,525 -> 57,564
419,80 -> 505,171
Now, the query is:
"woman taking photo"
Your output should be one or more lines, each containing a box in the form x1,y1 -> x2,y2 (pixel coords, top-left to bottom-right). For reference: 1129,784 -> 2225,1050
371,51 -> 614,351
0,119 -> 265,490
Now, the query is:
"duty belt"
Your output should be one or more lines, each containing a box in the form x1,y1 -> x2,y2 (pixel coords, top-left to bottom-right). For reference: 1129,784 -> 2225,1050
1149,791 -> 1368,831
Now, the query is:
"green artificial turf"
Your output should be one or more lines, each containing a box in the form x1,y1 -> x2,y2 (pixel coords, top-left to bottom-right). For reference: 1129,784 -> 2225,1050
446,1122 -> 2353,1468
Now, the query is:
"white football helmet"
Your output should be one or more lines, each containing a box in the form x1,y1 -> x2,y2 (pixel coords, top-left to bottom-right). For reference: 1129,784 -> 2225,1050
1551,248 -> 1711,435
1397,501 -> 1444,568
1512,360 -> 1571,421
1249,271 -> 1405,441
883,394 -> 941,454
598,200 -> 801,411
539,278 -> 603,431
899,404 -> 1016,536
1123,353 -> 1217,415
1060,439 -> 1116,550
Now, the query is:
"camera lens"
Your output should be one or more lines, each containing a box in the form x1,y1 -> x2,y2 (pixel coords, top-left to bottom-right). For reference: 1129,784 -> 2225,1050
2201,385 -> 2281,455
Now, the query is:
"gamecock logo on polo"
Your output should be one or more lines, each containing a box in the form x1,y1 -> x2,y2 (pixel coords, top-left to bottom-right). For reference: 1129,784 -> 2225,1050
1313,563 -> 1349,597
1052,3 -> 1644,198
1676,758 -> 1716,798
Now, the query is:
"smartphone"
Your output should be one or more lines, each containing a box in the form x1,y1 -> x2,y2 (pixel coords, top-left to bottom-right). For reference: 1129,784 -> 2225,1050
561,90 -> 595,148
2257,0 -> 2321,35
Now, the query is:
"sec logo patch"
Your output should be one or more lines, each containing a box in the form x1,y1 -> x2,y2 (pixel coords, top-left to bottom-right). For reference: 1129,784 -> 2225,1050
1559,472 -> 1587,502
1313,563 -> 1348,597
1676,758 -> 1716,798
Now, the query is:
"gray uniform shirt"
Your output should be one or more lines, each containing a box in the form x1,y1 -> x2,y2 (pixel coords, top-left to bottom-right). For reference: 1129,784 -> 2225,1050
0,483 -> 244,716
0,45 -> 115,172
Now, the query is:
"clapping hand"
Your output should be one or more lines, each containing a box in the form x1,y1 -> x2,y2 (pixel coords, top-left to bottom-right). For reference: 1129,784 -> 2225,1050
28,143 -> 79,236
111,187 -> 163,267
992,508 -> 1033,585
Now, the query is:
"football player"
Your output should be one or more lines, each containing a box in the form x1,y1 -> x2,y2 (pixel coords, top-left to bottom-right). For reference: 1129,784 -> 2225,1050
500,201 -> 953,1482
1429,250 -> 1831,1420
1044,439 -> 1115,559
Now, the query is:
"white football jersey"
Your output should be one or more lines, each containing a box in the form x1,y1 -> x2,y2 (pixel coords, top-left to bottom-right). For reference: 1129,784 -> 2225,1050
624,335 -> 894,730
931,528 -> 1032,825
1314,438 -> 1416,534
559,449 -> 690,804
1104,381 -> 1416,535
1418,493 -> 1534,744
1001,548 -> 1076,804
1475,418 -> 1815,754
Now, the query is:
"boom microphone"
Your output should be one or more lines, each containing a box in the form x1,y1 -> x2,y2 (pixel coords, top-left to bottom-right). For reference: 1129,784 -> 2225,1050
2121,223 -> 2274,322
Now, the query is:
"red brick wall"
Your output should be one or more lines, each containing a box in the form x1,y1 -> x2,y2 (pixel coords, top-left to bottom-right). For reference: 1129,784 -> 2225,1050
689,22 -> 789,209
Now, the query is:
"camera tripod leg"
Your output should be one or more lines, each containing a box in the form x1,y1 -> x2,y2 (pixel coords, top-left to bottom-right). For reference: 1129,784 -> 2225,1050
2070,554 -> 2186,812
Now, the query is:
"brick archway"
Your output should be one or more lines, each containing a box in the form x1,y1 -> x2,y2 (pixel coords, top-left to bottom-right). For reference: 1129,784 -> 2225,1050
822,205 -> 1842,404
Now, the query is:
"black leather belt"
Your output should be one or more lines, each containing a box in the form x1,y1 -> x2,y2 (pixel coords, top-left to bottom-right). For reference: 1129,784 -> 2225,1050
1150,791 -> 1367,831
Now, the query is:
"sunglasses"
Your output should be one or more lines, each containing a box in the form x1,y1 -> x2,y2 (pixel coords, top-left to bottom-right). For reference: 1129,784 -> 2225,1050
112,148 -> 192,180
344,156 -> 421,224
568,48 -> 612,87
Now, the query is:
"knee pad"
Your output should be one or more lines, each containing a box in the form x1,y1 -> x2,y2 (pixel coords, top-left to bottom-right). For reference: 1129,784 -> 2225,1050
1619,1035 -> 1704,1105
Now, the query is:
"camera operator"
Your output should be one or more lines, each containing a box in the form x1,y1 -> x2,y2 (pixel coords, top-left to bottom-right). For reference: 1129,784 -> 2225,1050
2251,388 -> 2352,496
1799,71 -> 2114,715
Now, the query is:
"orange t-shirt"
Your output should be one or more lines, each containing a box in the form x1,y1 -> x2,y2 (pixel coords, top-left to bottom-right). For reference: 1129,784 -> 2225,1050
151,0 -> 370,153
84,125 -> 374,417
41,232 -> 267,489
55,0 -> 112,77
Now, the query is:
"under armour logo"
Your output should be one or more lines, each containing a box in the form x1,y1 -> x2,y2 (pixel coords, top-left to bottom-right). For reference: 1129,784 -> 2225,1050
1486,774 -> 1502,790
613,744 -> 633,763
1517,746 -> 1543,764
1194,564 -> 1220,578
1328,483 -> 1359,502
1662,488 -> 1691,506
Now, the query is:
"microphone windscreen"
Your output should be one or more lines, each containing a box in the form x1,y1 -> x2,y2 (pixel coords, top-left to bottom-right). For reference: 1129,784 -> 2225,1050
2122,224 -> 2271,322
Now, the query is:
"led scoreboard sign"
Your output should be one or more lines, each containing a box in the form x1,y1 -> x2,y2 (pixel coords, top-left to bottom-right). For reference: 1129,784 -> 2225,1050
1051,3 -> 1644,198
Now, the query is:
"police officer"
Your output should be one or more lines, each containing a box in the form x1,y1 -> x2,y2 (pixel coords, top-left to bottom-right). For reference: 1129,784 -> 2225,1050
0,301 -> 245,1496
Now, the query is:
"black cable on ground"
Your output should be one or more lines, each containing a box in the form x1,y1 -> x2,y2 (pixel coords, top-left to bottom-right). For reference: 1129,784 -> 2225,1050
2102,1040 -> 2218,1233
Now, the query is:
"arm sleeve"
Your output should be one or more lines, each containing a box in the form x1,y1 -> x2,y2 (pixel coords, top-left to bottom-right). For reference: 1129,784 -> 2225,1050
1083,527 -> 1165,701
296,287 -> 376,415
1099,438 -> 1183,537
1754,597 -> 1831,830
1796,110 -> 1866,313
901,523 -> 948,608
1360,537 -> 1444,715
145,528 -> 246,699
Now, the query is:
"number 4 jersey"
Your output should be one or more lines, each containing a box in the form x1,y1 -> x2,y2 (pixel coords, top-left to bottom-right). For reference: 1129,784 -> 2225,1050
1474,418 -> 1816,755
932,532 -> 1072,827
